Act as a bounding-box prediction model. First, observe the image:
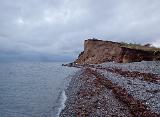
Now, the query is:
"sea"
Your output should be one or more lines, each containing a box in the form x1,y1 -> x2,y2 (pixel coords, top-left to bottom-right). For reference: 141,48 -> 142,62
0,62 -> 78,117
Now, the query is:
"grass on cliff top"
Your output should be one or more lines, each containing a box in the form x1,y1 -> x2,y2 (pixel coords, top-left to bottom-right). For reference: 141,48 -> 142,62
120,42 -> 160,52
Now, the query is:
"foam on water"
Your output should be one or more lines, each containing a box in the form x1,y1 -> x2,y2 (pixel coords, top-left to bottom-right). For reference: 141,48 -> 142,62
57,90 -> 67,117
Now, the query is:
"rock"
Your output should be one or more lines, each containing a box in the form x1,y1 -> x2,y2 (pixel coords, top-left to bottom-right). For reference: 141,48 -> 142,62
62,63 -> 75,67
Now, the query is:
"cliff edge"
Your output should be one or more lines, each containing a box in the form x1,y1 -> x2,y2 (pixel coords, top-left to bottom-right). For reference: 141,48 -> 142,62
74,39 -> 160,64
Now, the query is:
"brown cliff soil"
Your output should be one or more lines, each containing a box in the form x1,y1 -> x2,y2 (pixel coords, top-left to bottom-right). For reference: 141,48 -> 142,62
74,39 -> 160,64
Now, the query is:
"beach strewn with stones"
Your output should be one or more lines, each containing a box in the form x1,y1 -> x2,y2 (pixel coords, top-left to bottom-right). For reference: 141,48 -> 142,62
60,61 -> 160,117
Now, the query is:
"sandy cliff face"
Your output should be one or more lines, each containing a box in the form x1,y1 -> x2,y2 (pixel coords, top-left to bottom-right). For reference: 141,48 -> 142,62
74,39 -> 160,64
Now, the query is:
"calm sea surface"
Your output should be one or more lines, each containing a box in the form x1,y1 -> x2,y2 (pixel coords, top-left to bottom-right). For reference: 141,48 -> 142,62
0,62 -> 78,117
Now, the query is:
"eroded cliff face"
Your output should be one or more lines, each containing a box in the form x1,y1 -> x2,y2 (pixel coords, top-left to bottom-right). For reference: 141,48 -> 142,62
74,39 -> 160,64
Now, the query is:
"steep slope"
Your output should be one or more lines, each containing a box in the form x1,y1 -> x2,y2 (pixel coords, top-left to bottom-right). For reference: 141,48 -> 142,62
74,39 -> 160,64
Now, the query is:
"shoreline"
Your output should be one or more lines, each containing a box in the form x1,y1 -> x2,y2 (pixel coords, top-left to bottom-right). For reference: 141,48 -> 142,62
60,61 -> 160,117
60,68 -> 133,116
57,90 -> 67,117
58,69 -> 81,117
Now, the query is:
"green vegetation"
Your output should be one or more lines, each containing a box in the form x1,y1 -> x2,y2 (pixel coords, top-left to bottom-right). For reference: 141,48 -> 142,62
120,42 -> 160,52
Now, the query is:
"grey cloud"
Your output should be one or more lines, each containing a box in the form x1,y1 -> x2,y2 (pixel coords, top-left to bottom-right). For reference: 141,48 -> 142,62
0,0 -> 160,61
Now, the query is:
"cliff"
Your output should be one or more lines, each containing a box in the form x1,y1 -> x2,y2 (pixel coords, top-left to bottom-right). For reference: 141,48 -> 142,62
74,39 -> 160,64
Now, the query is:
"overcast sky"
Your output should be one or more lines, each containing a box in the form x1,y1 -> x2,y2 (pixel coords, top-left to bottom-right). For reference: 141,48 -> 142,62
0,0 -> 160,61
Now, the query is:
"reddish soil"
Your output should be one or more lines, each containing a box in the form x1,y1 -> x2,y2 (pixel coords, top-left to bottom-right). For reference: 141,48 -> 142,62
74,39 -> 160,64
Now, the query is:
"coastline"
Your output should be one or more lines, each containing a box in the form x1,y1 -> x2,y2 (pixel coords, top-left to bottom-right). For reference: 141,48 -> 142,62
60,61 -> 160,117
60,68 -> 133,116
57,90 -> 67,117
58,69 -> 81,117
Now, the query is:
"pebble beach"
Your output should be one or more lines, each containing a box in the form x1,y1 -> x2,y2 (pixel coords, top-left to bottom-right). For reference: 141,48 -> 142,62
60,61 -> 160,117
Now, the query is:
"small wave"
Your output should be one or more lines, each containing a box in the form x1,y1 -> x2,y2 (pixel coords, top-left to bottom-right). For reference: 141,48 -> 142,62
57,90 -> 67,117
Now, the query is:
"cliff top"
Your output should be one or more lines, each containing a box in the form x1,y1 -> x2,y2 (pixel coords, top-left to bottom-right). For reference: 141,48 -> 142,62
86,38 -> 160,52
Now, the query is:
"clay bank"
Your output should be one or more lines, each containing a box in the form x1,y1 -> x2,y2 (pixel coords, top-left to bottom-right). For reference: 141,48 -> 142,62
73,39 -> 160,65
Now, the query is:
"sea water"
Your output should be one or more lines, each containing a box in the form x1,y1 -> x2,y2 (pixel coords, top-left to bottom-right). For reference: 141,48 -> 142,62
0,62 -> 78,117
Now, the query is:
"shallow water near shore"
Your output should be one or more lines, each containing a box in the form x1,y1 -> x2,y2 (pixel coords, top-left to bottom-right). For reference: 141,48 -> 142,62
0,62 -> 78,117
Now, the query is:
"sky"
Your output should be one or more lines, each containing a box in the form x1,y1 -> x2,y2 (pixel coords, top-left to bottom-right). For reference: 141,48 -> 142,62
0,0 -> 160,61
